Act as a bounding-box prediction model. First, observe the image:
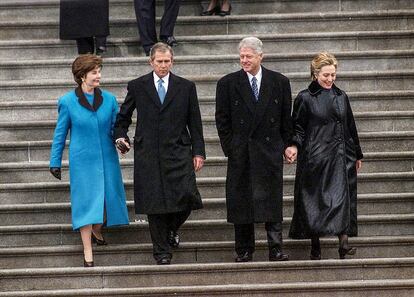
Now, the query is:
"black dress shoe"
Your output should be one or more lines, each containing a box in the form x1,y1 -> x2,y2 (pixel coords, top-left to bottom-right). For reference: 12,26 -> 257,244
269,248 -> 289,261
338,247 -> 356,259
218,5 -> 231,16
95,46 -> 106,56
160,36 -> 178,47
92,232 -> 107,246
235,251 -> 253,262
84,259 -> 94,267
168,230 -> 180,248
157,257 -> 171,265
310,249 -> 321,260
200,5 -> 220,16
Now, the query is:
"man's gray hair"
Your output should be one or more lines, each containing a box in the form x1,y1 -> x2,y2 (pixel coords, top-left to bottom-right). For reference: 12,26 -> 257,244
238,37 -> 263,54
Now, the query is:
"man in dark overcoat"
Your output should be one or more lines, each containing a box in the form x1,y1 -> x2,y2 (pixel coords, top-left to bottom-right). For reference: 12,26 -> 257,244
60,0 -> 109,55
113,42 -> 205,265
215,37 -> 297,262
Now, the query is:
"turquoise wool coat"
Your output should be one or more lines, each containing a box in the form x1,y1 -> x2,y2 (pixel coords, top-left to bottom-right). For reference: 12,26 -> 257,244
50,88 -> 129,230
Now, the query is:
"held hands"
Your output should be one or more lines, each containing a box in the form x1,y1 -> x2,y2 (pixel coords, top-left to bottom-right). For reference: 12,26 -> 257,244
284,145 -> 298,164
116,138 -> 131,155
193,156 -> 204,172
49,167 -> 61,180
356,160 -> 362,172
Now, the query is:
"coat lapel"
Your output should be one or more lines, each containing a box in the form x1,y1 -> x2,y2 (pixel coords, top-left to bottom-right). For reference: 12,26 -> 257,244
160,72 -> 180,112
75,87 -> 103,112
236,70 -> 255,115
142,72 -> 162,108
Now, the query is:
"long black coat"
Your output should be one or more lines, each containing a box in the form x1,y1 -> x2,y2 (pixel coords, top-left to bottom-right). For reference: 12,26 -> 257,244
215,67 -> 293,224
113,72 -> 205,215
60,0 -> 109,40
289,81 -> 363,239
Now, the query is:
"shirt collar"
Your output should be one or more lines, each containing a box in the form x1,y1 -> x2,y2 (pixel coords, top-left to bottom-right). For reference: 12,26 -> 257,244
246,66 -> 262,83
153,72 -> 170,85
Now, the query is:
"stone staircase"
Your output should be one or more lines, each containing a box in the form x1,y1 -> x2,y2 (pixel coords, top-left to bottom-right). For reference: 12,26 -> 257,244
0,0 -> 413,296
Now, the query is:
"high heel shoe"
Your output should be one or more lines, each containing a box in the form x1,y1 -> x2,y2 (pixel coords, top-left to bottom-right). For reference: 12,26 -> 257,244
92,232 -> 107,246
218,5 -> 231,16
84,259 -> 94,267
338,247 -> 356,259
201,5 -> 220,16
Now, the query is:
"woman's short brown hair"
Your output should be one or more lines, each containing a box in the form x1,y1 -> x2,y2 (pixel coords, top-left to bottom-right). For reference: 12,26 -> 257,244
310,52 -> 338,81
72,54 -> 103,86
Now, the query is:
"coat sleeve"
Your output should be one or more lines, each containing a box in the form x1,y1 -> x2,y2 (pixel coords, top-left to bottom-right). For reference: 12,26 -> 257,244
187,82 -> 206,158
50,98 -> 71,168
345,94 -> 363,160
291,92 -> 308,149
113,82 -> 136,142
279,76 -> 294,149
215,77 -> 232,157
111,95 -> 119,134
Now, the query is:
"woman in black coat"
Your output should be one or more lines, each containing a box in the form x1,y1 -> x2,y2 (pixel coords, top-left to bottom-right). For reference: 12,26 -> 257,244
60,0 -> 109,55
288,52 -> 363,260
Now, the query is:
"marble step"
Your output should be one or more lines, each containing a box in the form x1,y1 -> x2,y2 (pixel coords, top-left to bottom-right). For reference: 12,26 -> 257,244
1,10 -> 413,40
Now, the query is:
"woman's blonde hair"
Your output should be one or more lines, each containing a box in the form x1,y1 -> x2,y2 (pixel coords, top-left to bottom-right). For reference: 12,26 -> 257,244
310,52 -> 338,81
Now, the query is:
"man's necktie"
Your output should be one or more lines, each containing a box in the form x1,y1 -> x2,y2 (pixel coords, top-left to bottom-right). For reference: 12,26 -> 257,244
251,76 -> 259,101
158,78 -> 166,104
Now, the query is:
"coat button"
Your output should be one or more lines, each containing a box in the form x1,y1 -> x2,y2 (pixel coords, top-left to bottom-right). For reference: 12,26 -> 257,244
240,119 -> 244,124
248,138 -> 252,142
270,118 -> 275,123
337,120 -> 341,124
234,100 -> 239,106
274,99 -> 278,104
266,137 -> 270,141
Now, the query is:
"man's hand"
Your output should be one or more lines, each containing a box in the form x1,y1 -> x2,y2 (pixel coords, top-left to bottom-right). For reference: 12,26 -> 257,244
50,167 -> 61,180
284,145 -> 298,164
193,156 -> 204,172
356,160 -> 362,172
116,138 -> 131,154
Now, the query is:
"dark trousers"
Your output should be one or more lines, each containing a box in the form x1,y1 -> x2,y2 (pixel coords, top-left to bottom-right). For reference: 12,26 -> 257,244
133,0 -> 181,52
147,208 -> 191,261
234,222 -> 283,255
76,36 -> 107,54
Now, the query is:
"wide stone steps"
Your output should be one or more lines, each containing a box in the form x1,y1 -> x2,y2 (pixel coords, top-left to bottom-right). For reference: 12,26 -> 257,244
0,112 -> 412,143
0,214 -> 413,248
0,131 -> 413,164
0,258 -> 413,292
1,70 -> 413,99
1,10 -> 413,40
1,152 -> 413,184
1,279 -> 414,297
3,50 -> 414,80
0,236 -> 413,269
1,192 -> 413,226
2,30 -> 413,60
1,91 -> 413,123
3,0 -> 414,22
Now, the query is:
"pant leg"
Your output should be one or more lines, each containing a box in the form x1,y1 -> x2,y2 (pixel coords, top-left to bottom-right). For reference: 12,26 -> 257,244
147,213 -> 172,261
169,208 -> 191,233
134,0 -> 157,52
159,0 -> 181,38
234,223 -> 255,255
76,37 -> 94,54
265,222 -> 283,250
95,36 -> 107,50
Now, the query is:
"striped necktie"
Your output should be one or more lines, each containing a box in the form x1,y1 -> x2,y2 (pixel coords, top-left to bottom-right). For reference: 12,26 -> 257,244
251,76 -> 259,101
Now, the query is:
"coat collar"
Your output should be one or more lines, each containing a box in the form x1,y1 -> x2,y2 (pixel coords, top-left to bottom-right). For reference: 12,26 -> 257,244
308,80 -> 342,96
75,87 -> 103,112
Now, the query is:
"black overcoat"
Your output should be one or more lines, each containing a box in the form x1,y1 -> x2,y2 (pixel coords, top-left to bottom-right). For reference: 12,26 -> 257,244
60,0 -> 109,40
113,72 -> 205,215
215,67 -> 293,224
289,81 -> 363,239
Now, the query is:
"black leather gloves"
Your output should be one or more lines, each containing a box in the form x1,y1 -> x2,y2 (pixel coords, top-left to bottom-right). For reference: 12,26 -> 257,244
50,167 -> 61,180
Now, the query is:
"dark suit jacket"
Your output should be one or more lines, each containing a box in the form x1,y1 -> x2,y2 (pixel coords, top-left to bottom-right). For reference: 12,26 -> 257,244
215,66 -> 293,224
114,72 -> 205,215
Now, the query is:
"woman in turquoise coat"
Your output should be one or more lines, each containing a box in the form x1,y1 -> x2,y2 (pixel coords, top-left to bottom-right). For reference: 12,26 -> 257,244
50,54 -> 129,267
